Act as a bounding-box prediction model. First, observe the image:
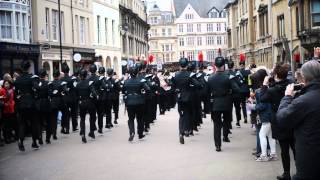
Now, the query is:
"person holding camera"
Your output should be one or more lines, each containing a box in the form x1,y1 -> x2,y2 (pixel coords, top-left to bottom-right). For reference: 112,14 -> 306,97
260,64 -> 295,180
277,60 -> 320,180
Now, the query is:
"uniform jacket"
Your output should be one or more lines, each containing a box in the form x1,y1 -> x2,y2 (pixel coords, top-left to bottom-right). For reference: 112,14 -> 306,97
277,80 -> 320,179
207,71 -> 240,112
122,76 -> 150,106
14,72 -> 37,109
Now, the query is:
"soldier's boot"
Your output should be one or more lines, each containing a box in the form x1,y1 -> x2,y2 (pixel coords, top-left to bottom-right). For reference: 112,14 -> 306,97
179,135 -> 184,144
18,140 -> 25,151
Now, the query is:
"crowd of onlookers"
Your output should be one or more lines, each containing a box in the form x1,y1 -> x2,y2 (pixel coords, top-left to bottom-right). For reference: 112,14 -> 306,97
243,60 -> 320,180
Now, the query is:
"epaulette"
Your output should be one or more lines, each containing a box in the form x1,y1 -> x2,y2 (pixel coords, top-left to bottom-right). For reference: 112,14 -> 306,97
89,81 -> 94,86
61,81 -> 67,86
140,79 -> 147,83
190,72 -> 196,78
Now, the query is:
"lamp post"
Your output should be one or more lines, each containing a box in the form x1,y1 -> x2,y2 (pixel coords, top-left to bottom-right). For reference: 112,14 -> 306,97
58,0 -> 63,67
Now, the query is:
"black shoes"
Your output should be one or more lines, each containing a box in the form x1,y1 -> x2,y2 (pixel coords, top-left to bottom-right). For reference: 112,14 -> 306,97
277,172 -> 291,180
88,132 -> 95,139
244,118 -> 248,124
46,139 -> 51,144
128,134 -> 134,142
18,141 -> 25,152
82,136 -> 87,143
138,135 -> 145,140
179,136 -> 185,144
38,138 -> 43,145
223,137 -> 231,143
73,128 -> 79,132
61,129 -> 67,134
216,146 -> 221,152
114,120 -> 118,125
236,122 -> 241,128
53,135 -> 58,140
98,129 -> 103,134
32,142 -> 40,149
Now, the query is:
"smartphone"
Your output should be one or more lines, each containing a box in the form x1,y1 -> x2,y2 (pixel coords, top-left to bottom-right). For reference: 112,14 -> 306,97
294,84 -> 303,91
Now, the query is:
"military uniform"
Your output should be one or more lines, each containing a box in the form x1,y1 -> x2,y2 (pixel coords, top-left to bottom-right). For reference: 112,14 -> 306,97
34,70 -> 51,144
15,67 -> 40,150
207,57 -> 240,151
123,65 -> 150,141
76,70 -> 98,143
172,58 -> 202,144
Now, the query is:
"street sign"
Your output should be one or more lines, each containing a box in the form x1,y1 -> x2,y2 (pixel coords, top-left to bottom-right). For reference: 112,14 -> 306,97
73,53 -> 81,62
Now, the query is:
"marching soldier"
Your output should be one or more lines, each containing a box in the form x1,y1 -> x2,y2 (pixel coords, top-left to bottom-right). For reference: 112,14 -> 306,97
48,70 -> 66,141
105,68 -> 117,129
87,64 -> 99,131
60,63 -> 78,133
227,61 -> 243,128
76,69 -> 98,143
122,65 -> 150,141
14,61 -> 39,151
172,58 -> 202,144
97,67 -> 106,133
197,63 -> 210,119
34,69 -> 51,144
207,57 -> 240,152
112,72 -> 121,125
236,61 -> 251,124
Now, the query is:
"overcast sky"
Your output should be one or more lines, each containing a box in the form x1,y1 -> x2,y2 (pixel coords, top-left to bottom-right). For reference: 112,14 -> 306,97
146,0 -> 172,12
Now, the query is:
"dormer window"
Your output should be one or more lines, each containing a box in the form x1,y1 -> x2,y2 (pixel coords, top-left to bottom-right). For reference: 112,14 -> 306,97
185,14 -> 194,19
209,10 -> 218,18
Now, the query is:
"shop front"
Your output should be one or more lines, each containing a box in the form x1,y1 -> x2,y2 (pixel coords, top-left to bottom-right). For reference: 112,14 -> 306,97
73,48 -> 96,72
0,42 -> 40,77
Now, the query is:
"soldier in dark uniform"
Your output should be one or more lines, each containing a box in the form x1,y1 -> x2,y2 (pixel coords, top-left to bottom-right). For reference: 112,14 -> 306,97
34,69 -> 51,144
96,67 -> 106,133
48,70 -> 66,141
208,57 -> 240,152
14,61 -> 39,151
197,63 -> 210,119
227,61 -> 242,128
76,69 -> 98,143
148,69 -> 160,124
122,65 -> 150,141
87,64 -> 99,131
60,63 -> 78,133
104,68 -> 116,129
111,71 -> 121,124
236,61 -> 251,123
172,58 -> 202,144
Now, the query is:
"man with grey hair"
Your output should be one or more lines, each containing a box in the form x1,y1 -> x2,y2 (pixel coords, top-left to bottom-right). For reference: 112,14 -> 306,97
277,60 -> 320,180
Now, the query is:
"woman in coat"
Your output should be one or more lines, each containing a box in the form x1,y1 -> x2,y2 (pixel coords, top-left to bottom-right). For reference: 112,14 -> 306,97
277,60 -> 320,180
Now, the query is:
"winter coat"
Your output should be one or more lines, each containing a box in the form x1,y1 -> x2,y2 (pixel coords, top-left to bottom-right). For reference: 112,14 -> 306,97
0,88 -> 15,114
255,88 -> 273,123
277,80 -> 320,180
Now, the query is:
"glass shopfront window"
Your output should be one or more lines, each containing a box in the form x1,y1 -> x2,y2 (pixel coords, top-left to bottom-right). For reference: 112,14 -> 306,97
311,0 -> 320,27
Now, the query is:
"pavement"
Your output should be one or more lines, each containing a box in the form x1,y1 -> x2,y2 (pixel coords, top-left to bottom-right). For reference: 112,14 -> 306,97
0,106 -> 295,180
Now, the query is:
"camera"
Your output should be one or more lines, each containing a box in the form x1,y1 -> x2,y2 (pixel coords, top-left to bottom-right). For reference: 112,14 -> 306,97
294,84 -> 303,91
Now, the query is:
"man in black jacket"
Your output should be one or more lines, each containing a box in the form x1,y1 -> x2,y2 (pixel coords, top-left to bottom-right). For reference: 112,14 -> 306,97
208,57 -> 240,152
277,60 -> 320,180
172,58 -> 202,144
122,65 -> 150,141
236,61 -> 251,123
15,61 -> 40,151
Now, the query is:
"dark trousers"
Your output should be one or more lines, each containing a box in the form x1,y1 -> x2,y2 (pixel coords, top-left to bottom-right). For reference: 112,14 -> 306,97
69,102 -> 78,130
211,111 -> 231,147
50,109 -> 59,138
18,108 -> 39,143
79,104 -> 96,136
37,111 -> 51,140
2,113 -> 18,141
240,96 -> 247,119
112,97 -> 119,120
151,96 -> 157,121
105,103 -> 112,126
279,138 -> 296,173
178,102 -> 191,135
97,101 -> 106,130
233,98 -> 242,122
127,105 -> 144,136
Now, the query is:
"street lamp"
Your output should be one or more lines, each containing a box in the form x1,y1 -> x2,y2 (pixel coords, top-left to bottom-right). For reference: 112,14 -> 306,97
58,0 -> 63,67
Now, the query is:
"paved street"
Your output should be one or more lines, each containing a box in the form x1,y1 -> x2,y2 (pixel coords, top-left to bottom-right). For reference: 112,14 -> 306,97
0,106 -> 294,180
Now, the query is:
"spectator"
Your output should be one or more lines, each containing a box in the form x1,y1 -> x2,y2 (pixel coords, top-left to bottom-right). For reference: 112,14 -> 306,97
254,69 -> 277,162
260,63 -> 295,180
0,80 -> 16,144
277,60 -> 320,180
